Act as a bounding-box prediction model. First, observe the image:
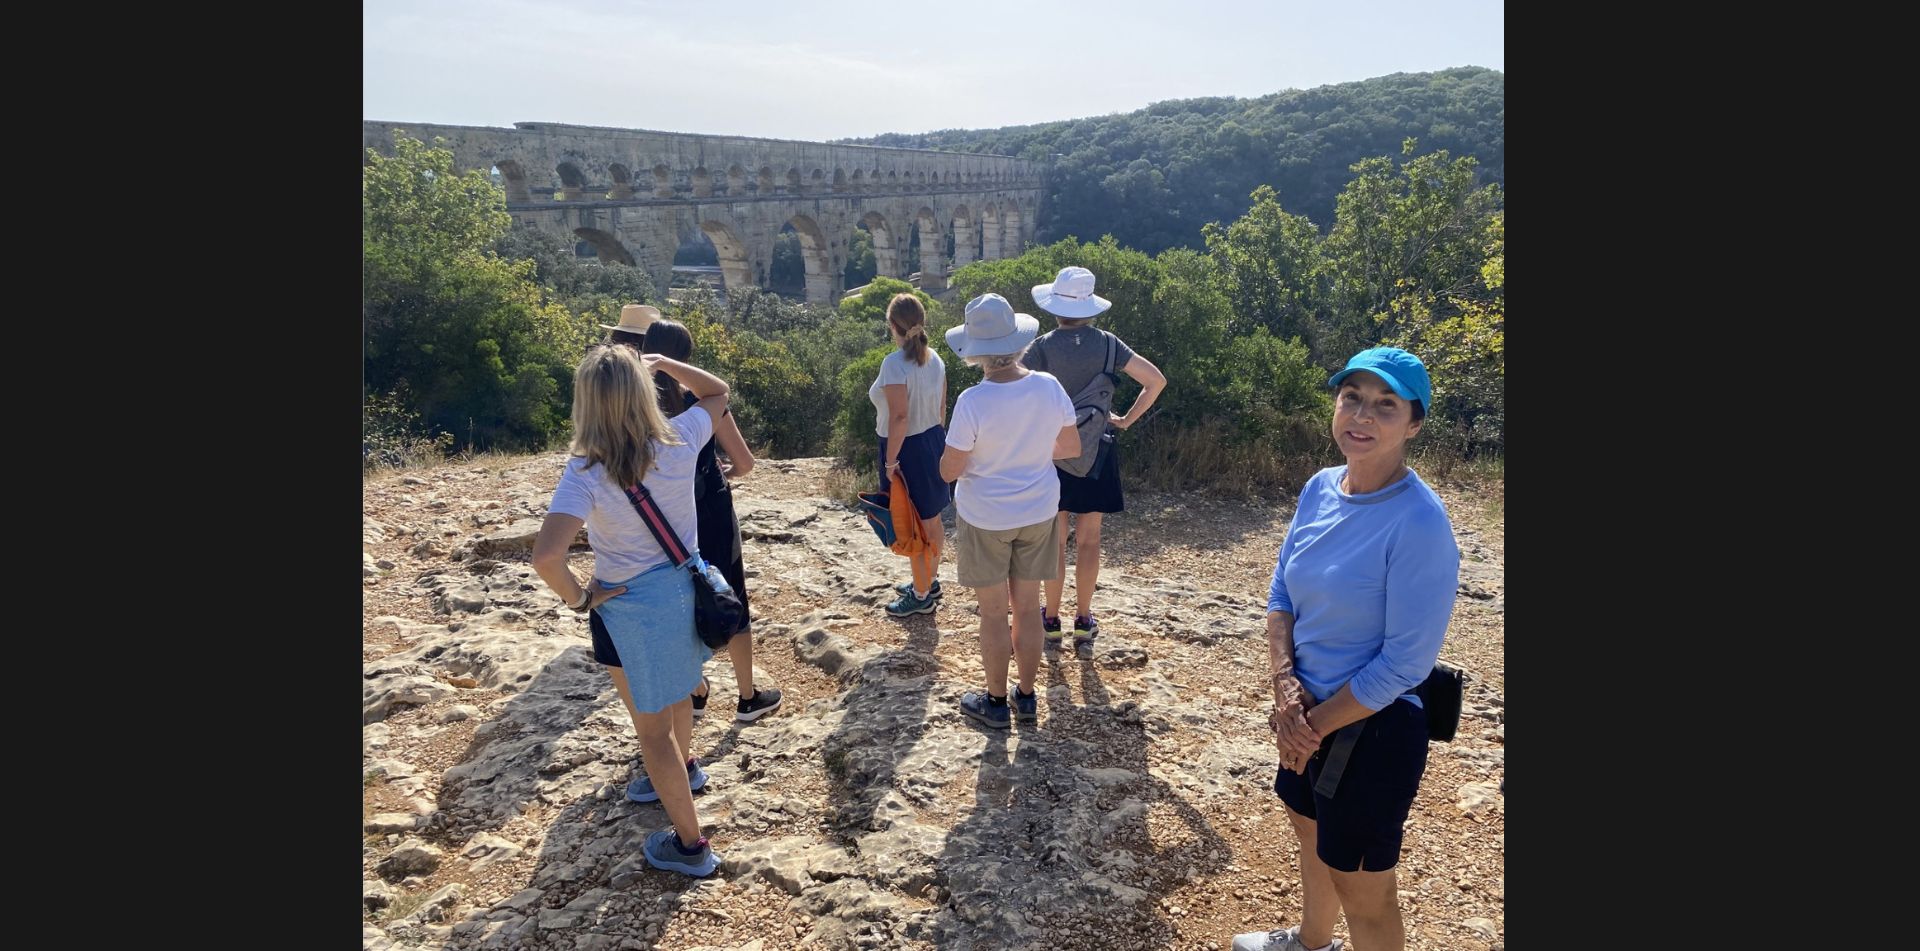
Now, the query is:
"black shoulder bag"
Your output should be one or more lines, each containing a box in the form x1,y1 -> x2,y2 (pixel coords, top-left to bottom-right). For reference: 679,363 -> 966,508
620,482 -> 745,650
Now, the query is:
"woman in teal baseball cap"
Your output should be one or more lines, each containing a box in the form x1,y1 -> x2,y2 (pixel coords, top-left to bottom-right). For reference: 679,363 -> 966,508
1235,346 -> 1462,951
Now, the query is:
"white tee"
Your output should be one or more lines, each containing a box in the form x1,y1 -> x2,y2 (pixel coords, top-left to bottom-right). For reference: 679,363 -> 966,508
546,406 -> 714,580
944,371 -> 1076,530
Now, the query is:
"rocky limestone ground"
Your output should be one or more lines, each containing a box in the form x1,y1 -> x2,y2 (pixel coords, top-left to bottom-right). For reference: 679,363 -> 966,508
363,454 -> 1504,951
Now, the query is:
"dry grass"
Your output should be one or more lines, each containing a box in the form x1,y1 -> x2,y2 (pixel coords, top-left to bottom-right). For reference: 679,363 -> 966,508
816,463 -> 865,509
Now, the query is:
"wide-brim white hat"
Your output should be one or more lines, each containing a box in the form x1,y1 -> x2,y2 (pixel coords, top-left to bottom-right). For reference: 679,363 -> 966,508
1031,265 -> 1112,318
946,293 -> 1040,358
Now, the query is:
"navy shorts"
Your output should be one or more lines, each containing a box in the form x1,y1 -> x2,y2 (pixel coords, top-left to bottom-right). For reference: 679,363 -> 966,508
877,424 -> 952,521
1273,699 -> 1429,872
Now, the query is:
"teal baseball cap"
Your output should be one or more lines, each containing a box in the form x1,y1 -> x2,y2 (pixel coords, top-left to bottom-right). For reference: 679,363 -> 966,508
1328,347 -> 1432,411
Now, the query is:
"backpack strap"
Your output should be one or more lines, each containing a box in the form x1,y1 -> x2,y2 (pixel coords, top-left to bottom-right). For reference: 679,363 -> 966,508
620,482 -> 694,569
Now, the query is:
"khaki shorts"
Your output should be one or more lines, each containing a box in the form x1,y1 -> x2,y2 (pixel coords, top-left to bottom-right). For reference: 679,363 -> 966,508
955,514 -> 1060,588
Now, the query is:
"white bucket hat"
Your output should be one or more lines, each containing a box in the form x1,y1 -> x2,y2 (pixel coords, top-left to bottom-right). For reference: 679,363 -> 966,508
1031,265 -> 1112,318
946,293 -> 1040,358
600,303 -> 661,334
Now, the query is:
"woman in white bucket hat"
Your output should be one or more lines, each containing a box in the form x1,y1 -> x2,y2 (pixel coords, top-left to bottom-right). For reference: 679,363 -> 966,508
937,293 -> 1080,729
1022,266 -> 1167,656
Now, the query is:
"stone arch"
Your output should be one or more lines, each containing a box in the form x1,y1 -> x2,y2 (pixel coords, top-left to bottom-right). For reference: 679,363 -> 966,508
492,160 -> 531,202
572,227 -> 635,266
758,166 -> 775,194
950,205 -> 976,268
699,220 -> 753,298
870,167 -> 883,190
1004,202 -> 1024,255
913,206 -> 944,289
833,168 -> 848,192
811,168 -> 826,193
850,169 -> 864,191
785,168 -> 801,194
727,164 -> 747,194
887,171 -> 898,189
981,201 -> 1004,260
859,211 -> 900,279
691,167 -> 712,198
785,214 -> 833,303
555,161 -> 588,201
916,171 -> 926,185
606,163 -> 634,199
652,164 -> 673,199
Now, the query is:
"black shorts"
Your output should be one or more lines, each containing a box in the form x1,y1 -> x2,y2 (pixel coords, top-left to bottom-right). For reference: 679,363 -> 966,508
1057,437 -> 1123,514
589,489 -> 750,667
877,425 -> 952,521
1273,699 -> 1429,872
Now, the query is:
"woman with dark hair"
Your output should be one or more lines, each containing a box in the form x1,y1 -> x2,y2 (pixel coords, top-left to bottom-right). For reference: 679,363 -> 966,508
593,315 -> 782,730
1233,347 -> 1461,951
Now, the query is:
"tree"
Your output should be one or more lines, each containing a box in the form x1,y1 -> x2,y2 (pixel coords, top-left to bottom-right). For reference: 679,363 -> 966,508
363,134 -> 592,451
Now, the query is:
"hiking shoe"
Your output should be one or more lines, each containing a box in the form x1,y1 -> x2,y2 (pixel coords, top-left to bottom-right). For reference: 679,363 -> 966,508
895,578 -> 943,600
626,758 -> 709,804
886,589 -> 938,617
1042,613 -> 1065,649
642,828 -> 718,877
1072,615 -> 1100,657
959,690 -> 1011,729
735,687 -> 783,722
1231,926 -> 1342,951
1011,684 -> 1038,722
690,676 -> 710,719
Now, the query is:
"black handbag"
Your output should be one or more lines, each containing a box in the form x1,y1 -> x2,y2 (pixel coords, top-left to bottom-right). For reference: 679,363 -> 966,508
620,482 -> 745,650
1313,661 -> 1466,798
1415,661 -> 1465,742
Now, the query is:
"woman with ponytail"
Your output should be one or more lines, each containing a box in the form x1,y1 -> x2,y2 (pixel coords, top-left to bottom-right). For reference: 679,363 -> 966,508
867,293 -> 951,617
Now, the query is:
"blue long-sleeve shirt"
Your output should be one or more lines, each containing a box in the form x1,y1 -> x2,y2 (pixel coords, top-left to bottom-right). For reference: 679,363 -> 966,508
1268,466 -> 1460,710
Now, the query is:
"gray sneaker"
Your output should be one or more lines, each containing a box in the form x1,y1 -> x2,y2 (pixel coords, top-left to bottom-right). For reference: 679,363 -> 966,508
1230,926 -> 1342,951
895,578 -> 943,600
886,589 -> 938,617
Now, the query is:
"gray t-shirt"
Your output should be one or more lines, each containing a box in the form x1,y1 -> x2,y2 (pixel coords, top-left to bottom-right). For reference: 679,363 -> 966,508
1021,325 -> 1135,399
869,348 -> 948,438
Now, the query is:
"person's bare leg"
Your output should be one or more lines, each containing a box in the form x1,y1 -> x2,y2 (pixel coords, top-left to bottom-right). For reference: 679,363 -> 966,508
610,669 -> 702,845
1008,577 -> 1043,694
1074,512 -> 1103,622
1287,806 -> 1344,949
917,515 -> 944,595
974,581 -> 1012,696
1044,511 -> 1070,620
1329,865 -> 1403,951
727,630 -> 755,699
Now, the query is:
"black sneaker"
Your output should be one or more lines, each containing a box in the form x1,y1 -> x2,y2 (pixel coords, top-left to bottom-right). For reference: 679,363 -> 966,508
736,687 -> 783,722
690,676 -> 710,719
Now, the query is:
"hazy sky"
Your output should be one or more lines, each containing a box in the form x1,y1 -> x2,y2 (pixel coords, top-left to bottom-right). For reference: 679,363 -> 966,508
365,0 -> 1502,141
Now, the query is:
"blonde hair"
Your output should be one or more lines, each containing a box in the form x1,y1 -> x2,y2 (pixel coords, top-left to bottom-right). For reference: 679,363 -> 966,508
887,293 -> 930,366
965,350 -> 1026,372
570,344 -> 682,490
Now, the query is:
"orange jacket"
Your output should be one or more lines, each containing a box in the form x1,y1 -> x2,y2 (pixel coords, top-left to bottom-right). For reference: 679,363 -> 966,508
888,468 -> 930,557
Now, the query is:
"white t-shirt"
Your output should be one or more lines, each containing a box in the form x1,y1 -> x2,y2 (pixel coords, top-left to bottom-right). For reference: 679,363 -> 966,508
868,348 -> 947,438
547,406 -> 715,580
944,371 -> 1077,530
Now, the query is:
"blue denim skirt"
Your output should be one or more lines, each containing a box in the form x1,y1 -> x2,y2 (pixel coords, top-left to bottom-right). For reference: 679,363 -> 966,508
593,560 -> 712,713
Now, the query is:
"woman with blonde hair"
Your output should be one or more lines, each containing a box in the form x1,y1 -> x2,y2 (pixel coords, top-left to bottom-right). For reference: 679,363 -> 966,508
530,344 -> 730,877
867,292 -> 951,617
